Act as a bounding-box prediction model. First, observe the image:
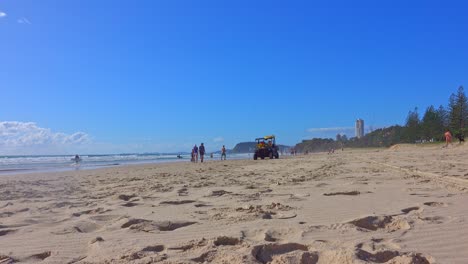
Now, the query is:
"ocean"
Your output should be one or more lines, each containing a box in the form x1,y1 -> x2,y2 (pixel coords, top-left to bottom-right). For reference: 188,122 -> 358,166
0,153 -> 251,175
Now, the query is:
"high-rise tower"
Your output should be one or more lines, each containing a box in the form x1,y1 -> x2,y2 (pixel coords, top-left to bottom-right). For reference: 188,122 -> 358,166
355,119 -> 364,138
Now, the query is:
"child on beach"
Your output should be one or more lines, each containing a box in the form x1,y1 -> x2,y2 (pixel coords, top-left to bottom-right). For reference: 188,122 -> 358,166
192,145 -> 199,162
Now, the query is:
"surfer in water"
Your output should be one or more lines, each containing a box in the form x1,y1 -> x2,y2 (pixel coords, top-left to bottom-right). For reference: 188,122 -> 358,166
73,154 -> 81,164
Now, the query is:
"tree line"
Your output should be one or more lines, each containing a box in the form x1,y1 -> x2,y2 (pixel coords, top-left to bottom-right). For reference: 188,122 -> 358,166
397,85 -> 467,143
296,86 -> 467,152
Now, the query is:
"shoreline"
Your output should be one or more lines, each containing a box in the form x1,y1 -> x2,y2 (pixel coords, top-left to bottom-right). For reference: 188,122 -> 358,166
0,153 -> 253,176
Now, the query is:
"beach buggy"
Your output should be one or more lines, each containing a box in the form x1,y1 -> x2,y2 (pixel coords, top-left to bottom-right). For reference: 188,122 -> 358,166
254,135 -> 280,160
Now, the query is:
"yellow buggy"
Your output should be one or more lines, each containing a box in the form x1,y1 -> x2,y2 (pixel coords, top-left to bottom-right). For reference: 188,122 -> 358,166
254,135 -> 279,160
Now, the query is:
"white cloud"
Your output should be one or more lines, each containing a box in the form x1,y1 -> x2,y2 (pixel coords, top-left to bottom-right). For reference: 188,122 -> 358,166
0,122 -> 90,153
0,11 -> 6,18
17,17 -> 31,24
213,136 -> 224,143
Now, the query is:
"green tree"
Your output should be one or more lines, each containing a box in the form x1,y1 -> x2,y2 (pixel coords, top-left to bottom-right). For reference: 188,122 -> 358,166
437,105 -> 449,128
405,107 -> 421,142
448,86 -> 468,134
421,105 -> 445,141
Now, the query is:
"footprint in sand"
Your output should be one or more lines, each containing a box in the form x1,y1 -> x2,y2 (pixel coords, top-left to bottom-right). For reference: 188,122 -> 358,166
0,211 -> 14,218
191,251 -> 218,263
410,193 -> 431,197
121,202 -> 140,207
349,215 -> 410,232
208,190 -> 232,197
121,218 -> 197,232
52,221 -> 101,235
234,203 -> 297,221
350,216 -> 393,231
401,206 -> 420,214
189,236 -> 295,263
177,188 -> 189,196
120,245 -> 167,262
251,243 -> 318,264
355,249 -> 431,264
117,194 -> 137,201
418,216 -> 445,224
160,200 -> 196,205
194,203 -> 210,208
0,208 -> 29,218
213,236 -> 241,246
0,255 -> 16,263
140,245 -> 165,252
424,201 -> 447,207
168,238 -> 208,252
72,208 -> 110,217
0,229 -> 16,236
89,236 -> 104,244
356,238 -> 402,252
241,228 -> 302,243
168,236 -> 242,263
323,191 -> 361,196
51,201 -> 77,209
89,214 -> 122,222
263,228 -> 301,242
25,251 -> 52,262
0,202 -> 13,209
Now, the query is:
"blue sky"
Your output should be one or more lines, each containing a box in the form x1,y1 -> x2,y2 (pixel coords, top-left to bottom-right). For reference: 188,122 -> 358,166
1,0 -> 467,154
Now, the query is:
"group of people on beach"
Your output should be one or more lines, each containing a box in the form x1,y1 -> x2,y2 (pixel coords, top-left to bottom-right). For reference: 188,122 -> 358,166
191,143 -> 205,163
191,144 -> 227,163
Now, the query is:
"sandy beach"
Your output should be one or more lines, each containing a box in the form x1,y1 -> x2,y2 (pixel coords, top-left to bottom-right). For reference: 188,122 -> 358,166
1,144 -> 468,263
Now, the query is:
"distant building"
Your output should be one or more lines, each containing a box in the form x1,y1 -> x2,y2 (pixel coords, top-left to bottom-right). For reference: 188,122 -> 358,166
355,119 -> 365,139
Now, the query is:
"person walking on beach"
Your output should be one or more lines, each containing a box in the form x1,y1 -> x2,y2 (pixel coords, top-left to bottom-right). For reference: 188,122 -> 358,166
444,130 -> 453,148
192,144 -> 199,163
221,145 -> 226,160
199,143 -> 206,163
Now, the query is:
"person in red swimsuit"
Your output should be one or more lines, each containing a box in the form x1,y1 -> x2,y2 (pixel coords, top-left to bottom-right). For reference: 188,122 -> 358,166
444,130 -> 452,148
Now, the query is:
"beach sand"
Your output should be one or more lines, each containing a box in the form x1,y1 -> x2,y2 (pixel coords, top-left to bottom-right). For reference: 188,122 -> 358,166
1,144 -> 468,263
